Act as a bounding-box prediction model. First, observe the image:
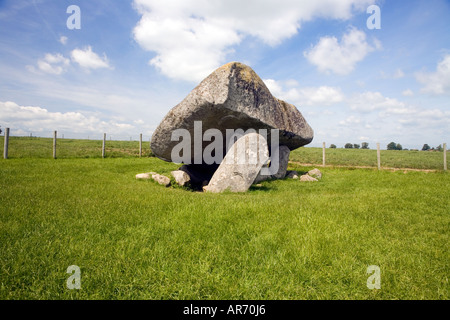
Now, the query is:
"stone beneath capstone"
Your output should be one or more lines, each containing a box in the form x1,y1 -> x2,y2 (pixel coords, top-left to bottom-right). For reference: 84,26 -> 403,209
152,174 -> 171,186
136,172 -> 157,179
178,164 -> 219,190
308,168 -> 322,180
150,61 -> 313,164
300,174 -> 318,182
272,145 -> 291,179
171,170 -> 191,187
205,133 -> 269,193
136,172 -> 171,186
285,170 -> 299,179
254,145 -> 290,183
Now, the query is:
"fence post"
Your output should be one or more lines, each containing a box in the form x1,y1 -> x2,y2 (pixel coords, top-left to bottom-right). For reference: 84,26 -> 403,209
102,133 -> 106,158
3,128 -> 9,159
53,130 -> 57,159
322,142 -> 326,167
444,143 -> 447,171
377,143 -> 381,170
139,133 -> 142,158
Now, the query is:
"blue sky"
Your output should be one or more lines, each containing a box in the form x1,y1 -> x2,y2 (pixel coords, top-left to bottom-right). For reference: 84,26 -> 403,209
0,0 -> 449,149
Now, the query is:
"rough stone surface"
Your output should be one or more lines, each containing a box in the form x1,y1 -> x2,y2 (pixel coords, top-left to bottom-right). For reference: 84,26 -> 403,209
300,174 -> 318,182
308,168 -> 322,180
254,145 -> 290,183
171,170 -> 191,186
285,170 -> 299,179
205,133 -> 269,193
152,174 -> 171,186
136,172 -> 154,180
136,172 -> 171,186
151,62 -> 313,163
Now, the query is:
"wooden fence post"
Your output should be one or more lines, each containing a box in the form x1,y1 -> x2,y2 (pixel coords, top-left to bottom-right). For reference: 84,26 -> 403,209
444,143 -> 447,171
3,128 -> 9,159
377,143 -> 381,170
139,133 -> 142,158
102,133 -> 106,158
53,130 -> 57,159
322,142 -> 326,167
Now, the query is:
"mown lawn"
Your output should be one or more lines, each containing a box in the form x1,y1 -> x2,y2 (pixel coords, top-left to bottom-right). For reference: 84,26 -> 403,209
0,157 -> 448,299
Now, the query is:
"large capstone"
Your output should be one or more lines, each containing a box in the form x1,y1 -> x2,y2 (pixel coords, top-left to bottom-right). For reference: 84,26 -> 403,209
151,62 -> 313,164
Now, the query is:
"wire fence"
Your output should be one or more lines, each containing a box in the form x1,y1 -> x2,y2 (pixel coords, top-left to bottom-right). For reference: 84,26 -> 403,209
1,128 -> 448,171
1,129 -> 152,159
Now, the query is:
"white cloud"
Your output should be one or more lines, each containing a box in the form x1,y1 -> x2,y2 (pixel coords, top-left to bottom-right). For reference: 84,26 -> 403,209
397,108 -> 450,127
304,27 -> 377,75
263,79 -> 284,97
36,53 -> 70,75
71,46 -> 111,70
393,68 -> 405,79
59,36 -> 68,45
402,89 -> 414,96
339,115 -> 361,126
132,0 -> 373,82
297,86 -> 345,106
0,100 -> 134,135
416,54 -> 450,95
263,79 -> 344,106
346,91 -> 450,132
349,91 -> 406,113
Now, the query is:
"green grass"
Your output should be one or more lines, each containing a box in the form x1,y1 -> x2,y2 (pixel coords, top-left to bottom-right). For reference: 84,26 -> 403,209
0,157 -> 448,299
290,147 -> 448,170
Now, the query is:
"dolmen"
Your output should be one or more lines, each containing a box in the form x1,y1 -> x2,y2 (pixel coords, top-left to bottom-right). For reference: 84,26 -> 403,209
150,62 -> 313,192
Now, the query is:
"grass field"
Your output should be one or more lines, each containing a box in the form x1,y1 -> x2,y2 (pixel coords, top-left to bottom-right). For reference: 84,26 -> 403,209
0,146 -> 449,299
0,136 -> 153,159
290,147 -> 448,170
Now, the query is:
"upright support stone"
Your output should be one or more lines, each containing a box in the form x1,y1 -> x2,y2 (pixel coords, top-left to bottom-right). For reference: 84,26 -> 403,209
254,145 -> 290,183
205,133 -> 269,193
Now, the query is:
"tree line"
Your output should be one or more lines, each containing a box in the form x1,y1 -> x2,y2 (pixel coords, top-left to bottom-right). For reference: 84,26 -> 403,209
328,142 -> 445,151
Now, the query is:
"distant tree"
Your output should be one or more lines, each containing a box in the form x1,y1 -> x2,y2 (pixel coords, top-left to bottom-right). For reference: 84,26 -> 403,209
361,142 -> 369,149
345,143 -> 353,149
330,144 -> 337,149
422,144 -> 431,151
353,144 -> 360,149
396,143 -> 403,151
387,142 -> 397,150
436,144 -> 443,152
